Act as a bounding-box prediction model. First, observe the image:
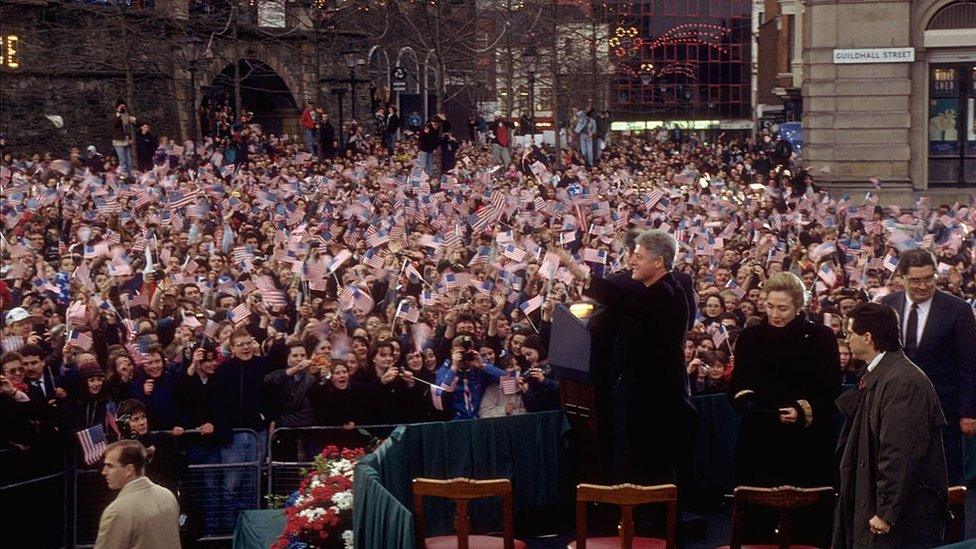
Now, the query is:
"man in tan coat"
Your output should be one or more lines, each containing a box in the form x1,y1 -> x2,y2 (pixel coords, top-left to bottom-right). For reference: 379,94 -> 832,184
95,440 -> 181,549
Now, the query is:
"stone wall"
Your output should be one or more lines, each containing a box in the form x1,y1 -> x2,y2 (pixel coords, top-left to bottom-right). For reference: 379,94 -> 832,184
802,0 -> 915,188
0,72 -> 179,156
0,0 -> 371,155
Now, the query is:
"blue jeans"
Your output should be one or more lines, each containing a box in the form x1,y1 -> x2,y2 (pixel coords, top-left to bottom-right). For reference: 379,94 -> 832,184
417,151 -> 435,175
185,443 -> 222,535
217,430 -> 267,531
384,133 -> 396,153
580,136 -> 594,166
304,129 -> 317,155
491,144 -> 511,166
114,145 -> 133,176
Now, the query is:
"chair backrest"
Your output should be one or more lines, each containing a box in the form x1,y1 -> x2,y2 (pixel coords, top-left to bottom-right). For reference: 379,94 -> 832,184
730,485 -> 834,549
412,477 -> 515,549
575,483 -> 678,549
947,485 -> 967,543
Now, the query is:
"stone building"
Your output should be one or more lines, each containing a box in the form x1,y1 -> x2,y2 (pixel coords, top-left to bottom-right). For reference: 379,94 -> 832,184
802,0 -> 976,196
0,0 -> 370,154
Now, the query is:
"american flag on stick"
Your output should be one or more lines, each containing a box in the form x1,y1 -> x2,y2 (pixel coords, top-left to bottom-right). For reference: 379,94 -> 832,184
76,424 -> 107,466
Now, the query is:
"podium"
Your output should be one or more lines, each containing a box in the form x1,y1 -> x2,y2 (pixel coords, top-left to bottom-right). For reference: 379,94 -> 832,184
548,302 -> 608,482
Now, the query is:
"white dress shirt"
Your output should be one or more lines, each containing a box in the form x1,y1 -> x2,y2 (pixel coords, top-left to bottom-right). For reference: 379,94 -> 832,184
903,295 -> 933,347
866,351 -> 886,373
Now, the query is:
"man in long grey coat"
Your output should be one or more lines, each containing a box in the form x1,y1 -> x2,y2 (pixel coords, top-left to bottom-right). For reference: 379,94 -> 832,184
834,303 -> 948,549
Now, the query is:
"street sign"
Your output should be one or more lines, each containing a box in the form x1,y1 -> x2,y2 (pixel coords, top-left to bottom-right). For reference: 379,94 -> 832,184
391,67 -> 408,92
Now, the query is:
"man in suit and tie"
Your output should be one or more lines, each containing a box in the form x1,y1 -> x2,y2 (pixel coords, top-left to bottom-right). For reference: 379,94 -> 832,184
96,439 -> 181,549
20,344 -> 63,405
880,248 -> 976,484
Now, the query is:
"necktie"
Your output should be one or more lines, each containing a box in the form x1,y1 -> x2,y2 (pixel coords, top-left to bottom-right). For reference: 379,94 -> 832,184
35,380 -> 46,398
904,303 -> 919,356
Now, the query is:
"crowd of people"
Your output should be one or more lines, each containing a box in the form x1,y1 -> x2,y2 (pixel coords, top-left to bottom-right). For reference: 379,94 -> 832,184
1,102 -> 974,543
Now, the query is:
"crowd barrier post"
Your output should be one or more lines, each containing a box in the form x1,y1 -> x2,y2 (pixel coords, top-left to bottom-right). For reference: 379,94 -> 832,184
267,424 -> 399,499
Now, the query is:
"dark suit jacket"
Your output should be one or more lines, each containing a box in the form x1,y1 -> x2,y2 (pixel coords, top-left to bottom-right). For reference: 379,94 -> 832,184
26,368 -> 60,404
880,290 -> 976,420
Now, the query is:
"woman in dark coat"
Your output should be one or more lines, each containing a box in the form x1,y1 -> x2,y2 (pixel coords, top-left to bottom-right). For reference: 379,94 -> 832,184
729,272 -> 840,544
730,271 -> 841,487
60,364 -> 116,463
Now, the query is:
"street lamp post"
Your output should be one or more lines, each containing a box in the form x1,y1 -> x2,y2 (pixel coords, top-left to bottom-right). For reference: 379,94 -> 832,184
524,48 -> 538,137
342,47 -> 361,122
185,35 -> 204,145
331,87 -> 347,149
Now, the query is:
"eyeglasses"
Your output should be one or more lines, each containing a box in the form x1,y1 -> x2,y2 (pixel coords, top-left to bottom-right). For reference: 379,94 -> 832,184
234,340 -> 254,348
905,274 -> 935,286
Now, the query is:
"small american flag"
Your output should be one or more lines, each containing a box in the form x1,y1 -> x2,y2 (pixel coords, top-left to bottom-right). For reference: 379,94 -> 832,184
230,302 -> 251,326
818,263 -> 838,287
430,383 -> 453,411
725,280 -> 747,300
502,244 -> 527,263
395,301 -> 420,323
882,252 -> 899,273
580,248 -> 607,264
363,249 -> 386,271
339,287 -> 375,314
76,424 -> 107,466
69,331 -> 94,351
519,295 -> 544,316
500,375 -> 519,395
203,320 -> 221,340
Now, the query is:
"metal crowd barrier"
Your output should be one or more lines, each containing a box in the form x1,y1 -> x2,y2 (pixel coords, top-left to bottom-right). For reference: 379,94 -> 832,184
267,424 -> 398,499
71,428 -> 262,547
1,448 -> 67,548
179,428 -> 262,542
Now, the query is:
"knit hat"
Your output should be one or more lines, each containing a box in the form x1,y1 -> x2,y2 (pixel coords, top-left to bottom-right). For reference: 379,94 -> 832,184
78,363 -> 106,380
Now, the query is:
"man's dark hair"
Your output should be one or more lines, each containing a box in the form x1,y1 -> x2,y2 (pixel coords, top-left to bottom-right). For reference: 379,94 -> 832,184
455,313 -> 477,326
144,345 -> 166,363
19,343 -> 45,358
895,248 -> 937,275
106,439 -> 146,474
117,398 -> 146,418
848,303 -> 902,352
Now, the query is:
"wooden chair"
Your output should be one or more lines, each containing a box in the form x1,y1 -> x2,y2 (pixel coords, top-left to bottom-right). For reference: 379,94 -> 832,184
947,485 -> 967,543
412,477 -> 526,549
720,485 -> 834,549
570,483 -> 678,549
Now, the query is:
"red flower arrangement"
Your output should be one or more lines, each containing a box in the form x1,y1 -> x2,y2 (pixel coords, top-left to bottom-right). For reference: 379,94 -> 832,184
273,446 -> 366,549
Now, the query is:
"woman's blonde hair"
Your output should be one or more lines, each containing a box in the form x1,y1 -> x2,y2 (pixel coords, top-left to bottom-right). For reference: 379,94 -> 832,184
763,272 -> 809,309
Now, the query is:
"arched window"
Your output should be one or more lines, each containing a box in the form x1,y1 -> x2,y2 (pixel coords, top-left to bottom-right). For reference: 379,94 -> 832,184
926,0 -> 976,30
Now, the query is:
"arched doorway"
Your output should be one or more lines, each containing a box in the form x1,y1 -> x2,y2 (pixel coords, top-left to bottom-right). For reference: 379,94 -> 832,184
921,0 -> 976,187
207,59 -> 300,137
